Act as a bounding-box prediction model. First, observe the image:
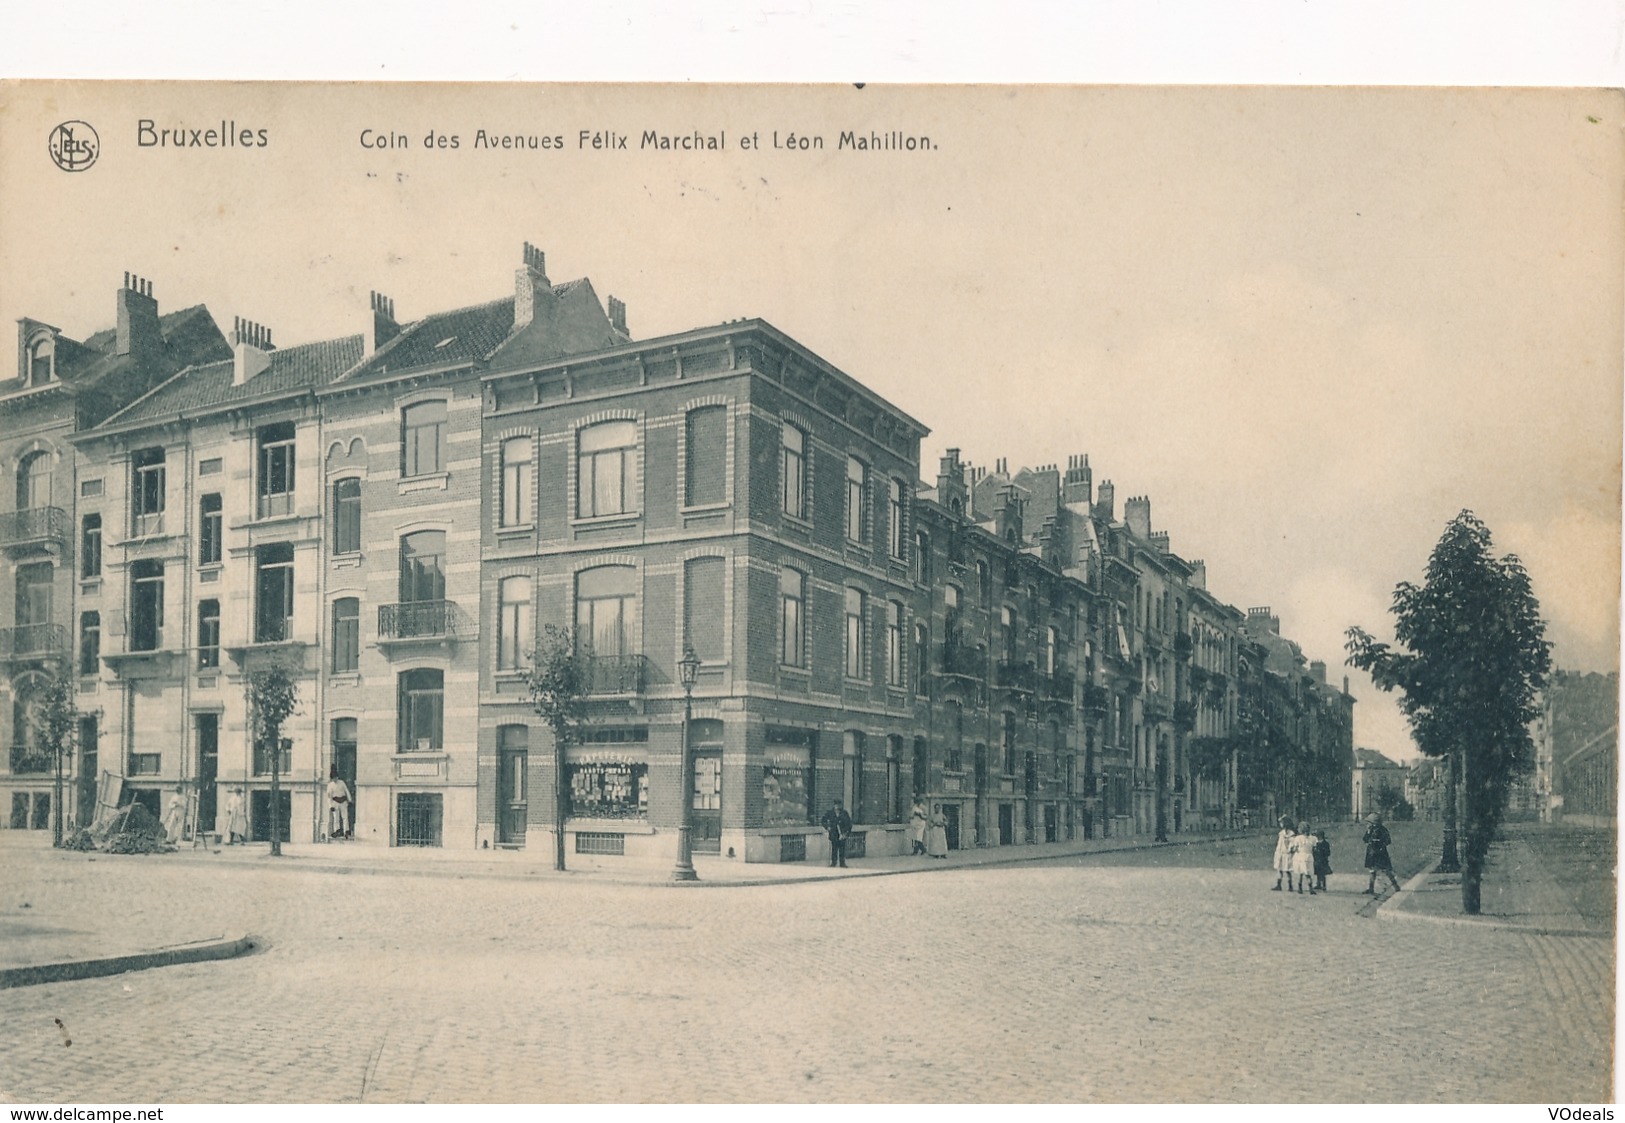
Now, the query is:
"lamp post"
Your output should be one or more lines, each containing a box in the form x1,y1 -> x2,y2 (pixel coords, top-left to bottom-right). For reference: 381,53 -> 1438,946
672,646 -> 700,882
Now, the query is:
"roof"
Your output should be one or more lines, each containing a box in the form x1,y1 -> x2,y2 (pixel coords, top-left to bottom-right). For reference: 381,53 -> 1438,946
103,334 -> 364,427
338,298 -> 514,385
1354,748 -> 1403,769
55,305 -> 225,389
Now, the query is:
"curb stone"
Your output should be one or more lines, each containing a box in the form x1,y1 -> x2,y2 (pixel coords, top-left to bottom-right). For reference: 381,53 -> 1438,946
0,934 -> 256,990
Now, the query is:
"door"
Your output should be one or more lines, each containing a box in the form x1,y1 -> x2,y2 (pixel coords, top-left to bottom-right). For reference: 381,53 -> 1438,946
498,747 -> 528,846
1044,803 -> 1058,843
689,719 -> 724,854
997,803 -> 1014,846
943,803 -> 961,851
972,743 -> 988,847
76,716 -> 98,831
333,718 -> 358,838
195,714 -> 219,832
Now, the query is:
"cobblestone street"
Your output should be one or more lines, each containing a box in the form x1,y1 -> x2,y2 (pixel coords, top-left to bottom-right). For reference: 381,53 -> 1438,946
0,825 -> 1611,1103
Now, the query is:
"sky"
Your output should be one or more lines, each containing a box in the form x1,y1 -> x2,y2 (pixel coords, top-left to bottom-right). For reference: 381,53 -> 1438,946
1,82 -> 1618,764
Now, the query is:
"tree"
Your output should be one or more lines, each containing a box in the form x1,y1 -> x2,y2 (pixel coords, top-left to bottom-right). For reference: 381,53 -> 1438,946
1346,511 -> 1550,914
522,624 -> 587,872
246,661 -> 300,857
35,674 -> 86,848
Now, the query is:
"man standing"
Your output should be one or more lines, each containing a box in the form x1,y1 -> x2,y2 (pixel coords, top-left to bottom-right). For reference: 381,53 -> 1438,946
821,798 -> 853,868
326,770 -> 352,841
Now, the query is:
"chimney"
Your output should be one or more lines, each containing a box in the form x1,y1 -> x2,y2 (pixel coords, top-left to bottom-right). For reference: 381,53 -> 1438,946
366,291 -> 400,355
116,272 -> 162,360
1124,495 -> 1151,539
1149,530 -> 1170,554
1310,660 -> 1327,686
232,316 -> 274,386
994,485 -> 1024,544
514,241 -> 551,332
1094,479 -> 1115,522
1246,607 -> 1280,636
1063,453 -> 1092,506
1343,675 -> 1350,696
607,295 -> 629,337
1188,559 -> 1207,590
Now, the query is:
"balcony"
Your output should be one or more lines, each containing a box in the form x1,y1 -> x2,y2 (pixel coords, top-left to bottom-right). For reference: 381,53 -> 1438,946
1041,668 -> 1075,704
936,641 -> 984,680
1082,683 -> 1111,713
1142,695 -> 1171,722
1174,699 -> 1197,731
0,623 -> 67,662
995,659 -> 1037,695
581,654 -> 648,695
0,507 -> 68,557
379,600 -> 458,643
9,745 -> 52,774
1174,631 -> 1194,660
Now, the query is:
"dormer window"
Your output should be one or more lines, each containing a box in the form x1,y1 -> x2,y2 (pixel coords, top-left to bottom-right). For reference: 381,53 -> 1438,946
27,337 -> 54,386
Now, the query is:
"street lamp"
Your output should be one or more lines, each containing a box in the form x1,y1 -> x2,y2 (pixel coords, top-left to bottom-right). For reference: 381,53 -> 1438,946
672,645 -> 701,882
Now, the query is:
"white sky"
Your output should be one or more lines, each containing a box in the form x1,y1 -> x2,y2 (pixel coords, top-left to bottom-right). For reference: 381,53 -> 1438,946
1,9 -> 1620,768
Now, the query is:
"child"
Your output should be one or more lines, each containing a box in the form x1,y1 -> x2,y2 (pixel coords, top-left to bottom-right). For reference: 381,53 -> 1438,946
1271,816 -> 1294,891
1312,829 -> 1332,892
1290,820 -> 1316,894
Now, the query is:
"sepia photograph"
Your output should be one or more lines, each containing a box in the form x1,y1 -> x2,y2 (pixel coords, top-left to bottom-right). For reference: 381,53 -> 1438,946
0,75 -> 1617,1105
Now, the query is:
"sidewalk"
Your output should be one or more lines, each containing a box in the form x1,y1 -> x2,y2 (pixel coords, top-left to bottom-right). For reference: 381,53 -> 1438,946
0,825 -> 1247,985
1379,825 -> 1613,939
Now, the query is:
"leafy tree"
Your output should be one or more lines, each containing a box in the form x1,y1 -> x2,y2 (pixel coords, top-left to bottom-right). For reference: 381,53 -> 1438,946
34,674 -> 87,847
1346,511 -> 1550,913
522,624 -> 587,872
246,661 -> 300,857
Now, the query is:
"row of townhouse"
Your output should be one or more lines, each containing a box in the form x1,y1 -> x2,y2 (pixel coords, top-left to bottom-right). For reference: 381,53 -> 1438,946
0,244 -> 1354,861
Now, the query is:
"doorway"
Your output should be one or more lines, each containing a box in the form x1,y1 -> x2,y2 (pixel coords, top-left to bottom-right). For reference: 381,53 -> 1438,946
497,724 -> 527,846
333,718 -> 358,839
689,719 -> 724,854
943,803 -> 961,851
76,715 -> 98,831
997,802 -> 1014,846
195,713 -> 219,832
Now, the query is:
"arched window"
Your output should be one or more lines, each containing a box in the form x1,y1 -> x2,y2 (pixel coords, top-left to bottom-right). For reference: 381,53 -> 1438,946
401,401 -> 447,477
16,451 -> 51,511
498,575 -> 533,670
500,436 -> 534,527
575,565 -> 637,659
28,337 -> 54,385
780,423 -> 806,519
332,478 -> 361,554
577,420 -> 636,517
780,568 -> 806,667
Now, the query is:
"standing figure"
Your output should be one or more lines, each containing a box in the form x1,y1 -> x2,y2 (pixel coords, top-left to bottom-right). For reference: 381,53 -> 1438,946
1312,829 -> 1332,892
162,788 -> 187,844
909,797 -> 929,856
223,787 -> 248,845
926,804 -> 949,859
325,770 -> 352,840
820,799 -> 853,868
1271,816 -> 1295,891
1362,812 -> 1402,895
1290,820 -> 1316,894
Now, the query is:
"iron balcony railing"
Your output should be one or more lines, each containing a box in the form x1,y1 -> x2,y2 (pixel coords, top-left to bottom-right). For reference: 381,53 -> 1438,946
937,641 -> 983,679
9,745 -> 53,774
0,623 -> 67,659
995,659 -> 1037,694
0,506 -> 68,549
378,600 -> 457,640
1042,668 -> 1075,703
581,654 -> 648,695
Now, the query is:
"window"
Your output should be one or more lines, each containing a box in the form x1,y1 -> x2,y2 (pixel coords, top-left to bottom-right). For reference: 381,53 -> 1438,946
197,600 -> 219,668
331,598 -> 360,673
80,515 -> 101,578
916,530 -> 931,584
888,479 -> 905,559
886,735 -> 903,823
79,612 -> 100,676
15,564 -> 50,635
27,337 -> 53,385
253,737 -> 292,776
332,479 -> 361,554
575,566 -> 637,660
780,568 -> 806,667
256,421 -> 295,518
398,668 -> 444,752
913,623 -> 929,696
131,447 -> 165,534
844,587 -> 867,679
254,543 -> 294,643
129,560 -> 164,651
198,458 -> 222,477
946,702 -> 964,772
576,419 -> 636,518
1002,711 -> 1018,774
80,479 -> 104,498
843,730 -> 865,813
684,407 -> 726,507
1044,625 -> 1059,676
497,576 -> 532,671
16,450 -> 51,510
393,531 -> 448,638
500,437 -> 534,527
885,601 -> 904,687
129,753 -> 162,776
845,457 -> 867,542
781,423 -> 806,519
684,557 -> 724,663
1001,606 -> 1018,665
401,401 -> 447,477
198,493 -> 222,564
977,560 -> 991,605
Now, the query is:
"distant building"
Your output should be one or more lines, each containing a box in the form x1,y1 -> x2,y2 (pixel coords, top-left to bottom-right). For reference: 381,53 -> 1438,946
1534,670 -> 1618,828
1351,747 -> 1408,819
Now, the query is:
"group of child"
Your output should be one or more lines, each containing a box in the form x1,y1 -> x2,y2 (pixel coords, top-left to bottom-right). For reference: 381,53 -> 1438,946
1271,817 -> 1331,894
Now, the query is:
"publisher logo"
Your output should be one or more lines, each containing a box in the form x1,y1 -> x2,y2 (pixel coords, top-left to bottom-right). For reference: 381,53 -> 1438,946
48,121 -> 100,172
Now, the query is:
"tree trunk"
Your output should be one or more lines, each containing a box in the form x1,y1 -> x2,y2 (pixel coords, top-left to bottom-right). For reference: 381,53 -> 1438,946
270,735 -> 282,857
53,746 -> 65,848
553,724 -> 567,872
1462,862 -> 1482,914
1438,749 -> 1460,872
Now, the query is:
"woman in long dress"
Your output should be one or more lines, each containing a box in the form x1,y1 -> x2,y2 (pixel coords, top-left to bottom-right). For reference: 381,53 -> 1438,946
1290,820 -> 1316,894
908,798 -> 929,856
1271,815 -> 1294,891
926,804 -> 950,859
223,788 -> 248,844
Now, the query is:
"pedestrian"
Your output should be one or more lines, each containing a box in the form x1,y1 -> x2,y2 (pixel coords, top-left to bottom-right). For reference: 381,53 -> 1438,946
926,804 -> 949,859
223,787 -> 247,845
1362,812 -> 1402,895
1290,820 -> 1316,894
1271,815 -> 1295,891
325,769 -> 352,841
820,798 -> 853,868
162,787 -> 186,843
909,797 -> 928,856
1312,828 -> 1332,892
